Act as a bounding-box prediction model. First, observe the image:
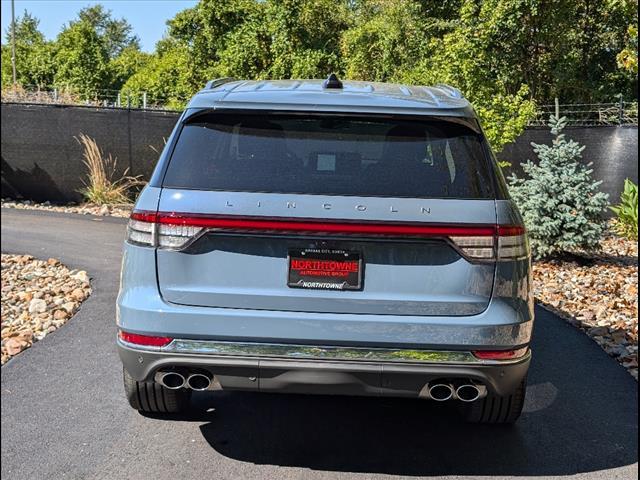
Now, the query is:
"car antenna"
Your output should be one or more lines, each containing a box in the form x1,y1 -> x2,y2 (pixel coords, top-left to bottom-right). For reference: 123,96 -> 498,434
322,73 -> 343,89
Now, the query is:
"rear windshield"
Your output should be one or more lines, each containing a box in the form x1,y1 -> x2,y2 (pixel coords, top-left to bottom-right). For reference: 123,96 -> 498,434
162,113 -> 495,199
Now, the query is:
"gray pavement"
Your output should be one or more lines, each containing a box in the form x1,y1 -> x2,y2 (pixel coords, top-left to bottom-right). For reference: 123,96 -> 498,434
1,208 -> 637,480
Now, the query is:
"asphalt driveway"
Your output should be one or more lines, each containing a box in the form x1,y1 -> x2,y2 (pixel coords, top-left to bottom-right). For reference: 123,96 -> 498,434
1,208 -> 638,480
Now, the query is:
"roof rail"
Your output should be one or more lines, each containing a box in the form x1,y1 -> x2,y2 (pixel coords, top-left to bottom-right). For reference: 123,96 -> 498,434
434,84 -> 463,99
204,77 -> 237,90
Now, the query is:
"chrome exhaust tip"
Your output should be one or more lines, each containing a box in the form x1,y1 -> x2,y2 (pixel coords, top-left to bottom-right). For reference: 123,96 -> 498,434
455,384 -> 482,402
186,373 -> 212,391
155,371 -> 186,390
428,383 -> 454,402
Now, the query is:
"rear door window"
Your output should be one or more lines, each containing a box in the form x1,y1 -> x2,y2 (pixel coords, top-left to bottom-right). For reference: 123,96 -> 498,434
162,113 -> 495,199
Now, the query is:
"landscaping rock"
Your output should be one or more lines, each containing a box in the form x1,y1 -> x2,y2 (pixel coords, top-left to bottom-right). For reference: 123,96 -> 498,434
1,199 -> 132,218
28,298 -> 47,314
62,302 -> 76,313
1,254 -> 92,364
72,271 -> 90,284
71,288 -> 86,301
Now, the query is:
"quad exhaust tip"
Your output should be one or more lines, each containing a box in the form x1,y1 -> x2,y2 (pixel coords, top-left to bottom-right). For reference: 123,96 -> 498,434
428,383 -> 454,401
455,384 -> 482,402
424,380 -> 487,402
156,371 -> 186,390
156,371 -> 486,399
186,373 -> 212,391
155,370 -> 216,391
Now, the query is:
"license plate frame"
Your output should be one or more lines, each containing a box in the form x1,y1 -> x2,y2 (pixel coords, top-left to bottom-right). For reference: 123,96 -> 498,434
287,248 -> 363,291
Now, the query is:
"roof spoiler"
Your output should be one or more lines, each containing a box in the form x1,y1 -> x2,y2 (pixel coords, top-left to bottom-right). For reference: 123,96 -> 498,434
204,77 -> 236,90
434,84 -> 463,99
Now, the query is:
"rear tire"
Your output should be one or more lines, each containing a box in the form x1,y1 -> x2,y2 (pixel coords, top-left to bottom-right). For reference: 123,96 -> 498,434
461,378 -> 527,424
123,368 -> 191,413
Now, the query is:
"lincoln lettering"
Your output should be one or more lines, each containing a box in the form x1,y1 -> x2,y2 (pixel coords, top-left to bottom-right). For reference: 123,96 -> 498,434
222,199 -> 433,215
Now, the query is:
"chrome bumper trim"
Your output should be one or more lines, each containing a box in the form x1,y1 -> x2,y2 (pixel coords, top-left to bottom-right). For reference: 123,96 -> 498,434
117,338 -> 530,365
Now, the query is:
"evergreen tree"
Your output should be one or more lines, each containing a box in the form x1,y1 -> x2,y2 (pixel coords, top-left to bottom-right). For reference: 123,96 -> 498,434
508,116 -> 609,259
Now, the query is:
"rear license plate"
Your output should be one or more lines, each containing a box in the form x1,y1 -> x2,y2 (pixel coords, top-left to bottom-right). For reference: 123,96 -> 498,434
288,249 -> 362,291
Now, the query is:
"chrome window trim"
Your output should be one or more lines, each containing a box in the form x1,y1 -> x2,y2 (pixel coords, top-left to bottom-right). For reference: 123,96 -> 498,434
117,337 -> 530,365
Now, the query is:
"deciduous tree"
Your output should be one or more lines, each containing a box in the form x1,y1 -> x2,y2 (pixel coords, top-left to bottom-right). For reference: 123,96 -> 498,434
1,12 -> 55,88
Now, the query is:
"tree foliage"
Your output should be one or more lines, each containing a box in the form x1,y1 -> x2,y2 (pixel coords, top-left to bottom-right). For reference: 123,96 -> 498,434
3,0 -> 637,150
53,18 -> 112,97
2,5 -> 143,98
109,47 -> 150,91
76,4 -> 140,58
341,0 -> 427,82
1,12 -> 55,87
618,25 -> 638,74
121,41 -> 194,109
53,5 -> 142,96
263,0 -> 351,79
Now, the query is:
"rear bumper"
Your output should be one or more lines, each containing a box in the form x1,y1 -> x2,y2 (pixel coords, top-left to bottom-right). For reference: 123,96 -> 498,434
118,338 -> 531,398
117,297 -> 534,350
118,243 -> 534,349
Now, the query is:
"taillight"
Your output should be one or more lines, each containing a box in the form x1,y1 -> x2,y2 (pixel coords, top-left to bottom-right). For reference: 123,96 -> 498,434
126,212 -> 155,246
496,225 -> 530,261
126,211 -> 203,249
448,235 -> 495,261
449,225 -> 528,261
472,347 -> 529,360
126,210 -> 529,262
157,223 -> 204,248
118,330 -> 172,347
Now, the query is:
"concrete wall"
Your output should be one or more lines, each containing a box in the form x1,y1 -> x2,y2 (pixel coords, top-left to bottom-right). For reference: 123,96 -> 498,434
1,103 -> 638,203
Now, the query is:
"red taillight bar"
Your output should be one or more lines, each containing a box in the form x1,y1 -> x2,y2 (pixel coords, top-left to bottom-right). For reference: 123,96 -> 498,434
497,225 -> 526,236
131,211 -> 524,238
119,330 -> 173,347
130,211 -> 158,223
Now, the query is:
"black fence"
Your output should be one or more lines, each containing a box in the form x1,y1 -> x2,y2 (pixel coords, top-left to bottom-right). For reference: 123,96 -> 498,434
499,126 -> 638,204
1,103 -> 179,201
1,103 -> 638,204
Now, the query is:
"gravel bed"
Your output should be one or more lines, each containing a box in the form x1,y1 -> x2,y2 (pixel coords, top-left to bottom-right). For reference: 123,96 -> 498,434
1,198 -> 132,218
1,255 -> 92,364
533,232 -> 638,380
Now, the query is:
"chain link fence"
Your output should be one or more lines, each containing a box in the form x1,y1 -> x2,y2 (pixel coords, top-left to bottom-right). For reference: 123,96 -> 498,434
528,99 -> 638,126
0,84 -> 188,111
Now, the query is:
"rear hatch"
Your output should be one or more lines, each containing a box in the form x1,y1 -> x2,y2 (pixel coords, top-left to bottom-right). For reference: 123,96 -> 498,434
154,112 -> 498,316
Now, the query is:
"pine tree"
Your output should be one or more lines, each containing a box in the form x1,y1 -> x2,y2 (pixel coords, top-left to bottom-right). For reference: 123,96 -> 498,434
508,116 -> 609,259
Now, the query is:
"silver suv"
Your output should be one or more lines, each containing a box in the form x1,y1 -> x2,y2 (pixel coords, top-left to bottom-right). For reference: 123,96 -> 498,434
117,75 -> 533,424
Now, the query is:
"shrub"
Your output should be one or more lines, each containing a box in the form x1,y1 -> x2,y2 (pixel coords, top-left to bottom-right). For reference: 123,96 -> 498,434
508,116 -> 609,259
610,178 -> 638,240
76,133 -> 143,205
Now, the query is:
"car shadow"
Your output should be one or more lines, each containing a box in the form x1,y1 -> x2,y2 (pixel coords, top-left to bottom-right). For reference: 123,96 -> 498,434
145,306 -> 638,476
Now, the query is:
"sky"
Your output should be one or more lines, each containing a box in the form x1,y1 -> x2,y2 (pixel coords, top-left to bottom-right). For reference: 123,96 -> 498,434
0,0 -> 198,52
